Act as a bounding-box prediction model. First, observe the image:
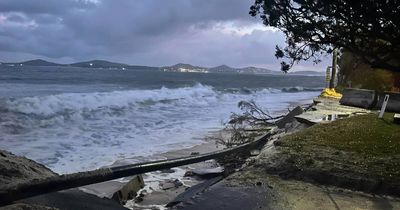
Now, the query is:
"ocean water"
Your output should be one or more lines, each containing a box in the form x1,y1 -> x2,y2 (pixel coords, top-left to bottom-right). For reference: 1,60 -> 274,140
0,66 -> 325,174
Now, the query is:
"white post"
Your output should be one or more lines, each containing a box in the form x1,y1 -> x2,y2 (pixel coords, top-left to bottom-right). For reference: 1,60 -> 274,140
378,95 -> 390,118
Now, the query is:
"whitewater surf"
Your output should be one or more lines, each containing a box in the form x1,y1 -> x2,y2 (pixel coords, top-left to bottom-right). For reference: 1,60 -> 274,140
0,66 -> 324,174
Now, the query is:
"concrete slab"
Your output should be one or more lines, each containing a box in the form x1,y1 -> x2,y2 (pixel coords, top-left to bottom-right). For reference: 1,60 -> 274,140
295,97 -> 370,124
80,175 -> 144,204
190,167 -> 224,179
275,106 -> 303,128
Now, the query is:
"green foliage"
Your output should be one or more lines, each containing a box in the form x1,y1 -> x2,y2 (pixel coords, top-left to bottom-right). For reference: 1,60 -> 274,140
250,0 -> 400,72
338,51 -> 395,91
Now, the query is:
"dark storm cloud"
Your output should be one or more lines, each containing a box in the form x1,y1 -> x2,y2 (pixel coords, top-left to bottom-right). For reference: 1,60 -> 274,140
0,0 -> 326,70
59,0 -> 258,54
0,0 -> 96,15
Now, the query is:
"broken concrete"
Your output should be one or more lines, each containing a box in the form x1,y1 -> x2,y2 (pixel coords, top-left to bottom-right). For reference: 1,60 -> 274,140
166,176 -> 224,208
80,175 -> 144,204
295,97 -> 370,124
250,149 -> 261,156
275,106 -> 303,128
184,167 -> 224,179
160,179 -> 183,190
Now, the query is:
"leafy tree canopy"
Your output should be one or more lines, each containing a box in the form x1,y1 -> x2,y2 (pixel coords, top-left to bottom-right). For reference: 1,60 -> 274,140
250,0 -> 400,72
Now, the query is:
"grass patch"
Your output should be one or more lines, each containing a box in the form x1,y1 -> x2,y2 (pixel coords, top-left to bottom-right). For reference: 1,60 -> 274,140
282,113 -> 400,155
279,112 -> 400,181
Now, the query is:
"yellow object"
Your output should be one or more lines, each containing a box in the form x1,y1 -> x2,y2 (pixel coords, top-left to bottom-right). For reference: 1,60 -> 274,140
320,88 -> 343,99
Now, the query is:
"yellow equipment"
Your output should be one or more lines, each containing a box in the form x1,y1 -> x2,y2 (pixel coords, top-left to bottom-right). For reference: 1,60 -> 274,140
320,88 -> 342,99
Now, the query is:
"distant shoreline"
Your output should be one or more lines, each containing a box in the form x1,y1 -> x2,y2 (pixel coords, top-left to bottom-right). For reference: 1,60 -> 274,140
0,59 -> 325,76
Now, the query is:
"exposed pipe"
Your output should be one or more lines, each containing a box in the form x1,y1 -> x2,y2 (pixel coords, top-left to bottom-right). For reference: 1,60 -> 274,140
0,131 -> 275,206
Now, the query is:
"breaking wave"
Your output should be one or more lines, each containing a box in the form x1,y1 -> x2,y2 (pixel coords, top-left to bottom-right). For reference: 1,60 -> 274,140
0,83 -> 319,173
2,84 -> 217,116
281,86 -> 323,92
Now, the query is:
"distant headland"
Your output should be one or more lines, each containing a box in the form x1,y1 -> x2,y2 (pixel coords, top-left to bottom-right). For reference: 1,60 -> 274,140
0,59 -> 324,76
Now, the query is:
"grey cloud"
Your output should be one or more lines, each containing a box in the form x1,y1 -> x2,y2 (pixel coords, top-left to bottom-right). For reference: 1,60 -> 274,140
0,0 -> 96,15
0,0 -> 325,70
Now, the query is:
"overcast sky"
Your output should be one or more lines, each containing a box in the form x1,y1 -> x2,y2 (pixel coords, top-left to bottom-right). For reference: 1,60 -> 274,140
0,0 -> 329,71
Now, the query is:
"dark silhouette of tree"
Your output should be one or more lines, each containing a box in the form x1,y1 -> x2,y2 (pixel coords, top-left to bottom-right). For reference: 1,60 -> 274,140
250,0 -> 400,72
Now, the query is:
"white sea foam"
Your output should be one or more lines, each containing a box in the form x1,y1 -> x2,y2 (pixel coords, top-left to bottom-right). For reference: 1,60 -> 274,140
0,84 -> 318,174
4,84 -> 217,116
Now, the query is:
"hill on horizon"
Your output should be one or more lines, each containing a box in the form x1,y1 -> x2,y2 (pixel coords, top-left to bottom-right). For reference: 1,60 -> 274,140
0,59 -> 324,75
70,60 -> 128,68
2,59 -> 63,67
